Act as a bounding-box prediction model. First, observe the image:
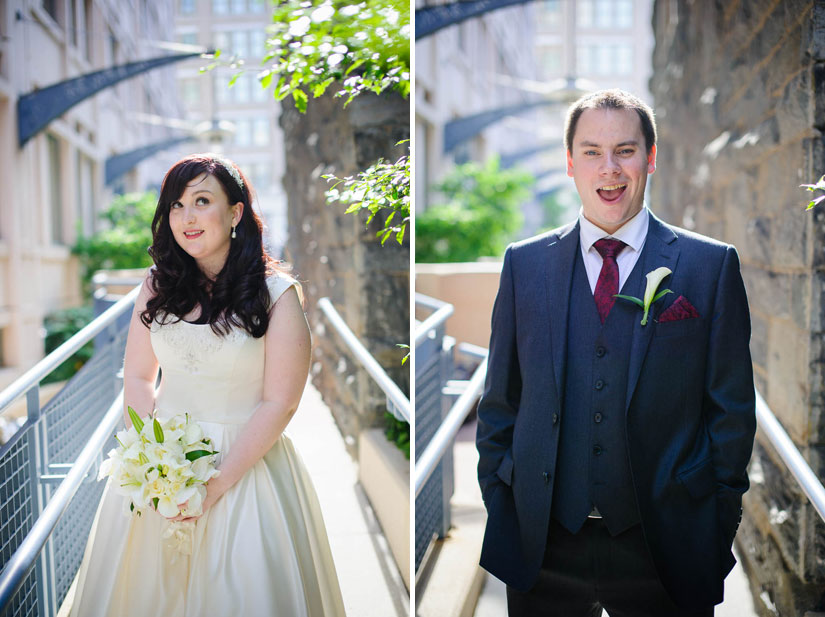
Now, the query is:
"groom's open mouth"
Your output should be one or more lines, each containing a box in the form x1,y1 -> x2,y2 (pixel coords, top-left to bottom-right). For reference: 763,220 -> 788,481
183,230 -> 204,239
597,183 -> 627,203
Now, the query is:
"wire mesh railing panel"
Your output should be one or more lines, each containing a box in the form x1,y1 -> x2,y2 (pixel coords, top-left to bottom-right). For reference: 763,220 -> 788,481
0,430 -> 39,617
43,332 -> 126,609
414,323 -> 451,572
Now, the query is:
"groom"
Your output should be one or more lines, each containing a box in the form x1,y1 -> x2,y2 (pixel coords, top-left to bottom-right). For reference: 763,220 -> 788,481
476,89 -> 756,616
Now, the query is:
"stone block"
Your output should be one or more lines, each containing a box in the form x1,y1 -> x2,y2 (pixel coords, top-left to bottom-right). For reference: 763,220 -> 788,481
750,311 -> 769,370
776,70 -> 813,143
742,265 -> 790,320
773,208 -> 810,269
766,320 -> 810,442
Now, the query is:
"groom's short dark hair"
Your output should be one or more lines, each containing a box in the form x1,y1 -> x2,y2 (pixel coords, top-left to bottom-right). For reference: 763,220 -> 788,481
564,89 -> 657,154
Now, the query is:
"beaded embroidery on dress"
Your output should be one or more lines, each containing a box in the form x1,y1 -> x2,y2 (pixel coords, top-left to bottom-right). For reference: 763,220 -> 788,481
70,275 -> 346,617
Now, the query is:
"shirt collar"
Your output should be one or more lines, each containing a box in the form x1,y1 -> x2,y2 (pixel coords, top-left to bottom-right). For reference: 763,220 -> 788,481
578,206 -> 649,254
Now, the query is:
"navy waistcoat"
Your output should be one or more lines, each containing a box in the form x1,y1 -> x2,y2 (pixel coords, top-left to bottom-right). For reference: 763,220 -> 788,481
551,243 -> 644,536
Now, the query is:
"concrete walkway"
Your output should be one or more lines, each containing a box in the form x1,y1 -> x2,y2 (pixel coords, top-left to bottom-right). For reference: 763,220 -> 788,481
287,381 -> 410,617
419,417 -> 759,617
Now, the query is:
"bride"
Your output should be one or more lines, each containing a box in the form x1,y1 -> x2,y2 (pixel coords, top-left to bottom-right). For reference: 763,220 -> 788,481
70,153 -> 346,616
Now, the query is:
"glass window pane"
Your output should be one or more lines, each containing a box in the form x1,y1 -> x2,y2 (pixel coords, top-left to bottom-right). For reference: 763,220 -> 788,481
616,0 -> 633,28
47,134 -> 63,245
213,31 -> 230,52
250,30 -> 266,58
249,0 -> 265,13
253,118 -> 269,146
615,45 -> 630,75
180,0 -> 196,14
594,0 -> 612,28
578,0 -> 593,28
234,119 -> 252,146
597,45 -> 611,75
231,0 -> 245,14
232,30 -> 248,57
213,0 -> 228,15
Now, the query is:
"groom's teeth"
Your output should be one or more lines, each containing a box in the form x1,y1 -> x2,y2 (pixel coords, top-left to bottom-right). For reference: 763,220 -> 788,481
599,184 -> 626,191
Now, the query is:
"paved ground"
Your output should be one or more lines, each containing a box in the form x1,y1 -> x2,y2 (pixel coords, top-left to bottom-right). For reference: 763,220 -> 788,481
281,381 -> 410,617
59,381 -> 409,617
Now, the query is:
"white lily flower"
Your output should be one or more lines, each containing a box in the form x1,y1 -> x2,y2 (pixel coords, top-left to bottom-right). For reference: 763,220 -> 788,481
614,267 -> 673,325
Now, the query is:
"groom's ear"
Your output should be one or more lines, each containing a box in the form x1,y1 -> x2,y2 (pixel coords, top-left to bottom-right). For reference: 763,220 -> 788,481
566,149 -> 574,177
647,144 -> 657,175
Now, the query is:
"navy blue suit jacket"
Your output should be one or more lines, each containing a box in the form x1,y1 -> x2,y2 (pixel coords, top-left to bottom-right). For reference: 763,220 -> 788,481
476,212 -> 756,609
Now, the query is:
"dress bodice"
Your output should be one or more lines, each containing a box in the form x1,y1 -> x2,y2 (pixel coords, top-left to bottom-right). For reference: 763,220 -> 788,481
149,275 -> 296,425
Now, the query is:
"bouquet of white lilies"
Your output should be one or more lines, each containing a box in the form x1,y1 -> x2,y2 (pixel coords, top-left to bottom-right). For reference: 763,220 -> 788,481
99,407 -> 220,520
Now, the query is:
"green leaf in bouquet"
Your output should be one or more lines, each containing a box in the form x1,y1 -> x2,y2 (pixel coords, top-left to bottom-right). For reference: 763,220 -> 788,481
185,449 -> 216,462
153,418 -> 165,443
127,406 -> 144,433
152,497 -> 159,510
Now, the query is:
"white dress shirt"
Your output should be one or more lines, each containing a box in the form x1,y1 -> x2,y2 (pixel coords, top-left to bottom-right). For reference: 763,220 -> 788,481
578,207 -> 650,294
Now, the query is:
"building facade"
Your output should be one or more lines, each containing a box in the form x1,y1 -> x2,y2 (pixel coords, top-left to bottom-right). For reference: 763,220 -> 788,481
173,0 -> 289,254
0,0 -> 182,391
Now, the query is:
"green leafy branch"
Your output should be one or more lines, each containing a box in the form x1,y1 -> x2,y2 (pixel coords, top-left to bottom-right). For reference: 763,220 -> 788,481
258,0 -> 410,112
801,175 -> 825,210
323,146 -> 410,245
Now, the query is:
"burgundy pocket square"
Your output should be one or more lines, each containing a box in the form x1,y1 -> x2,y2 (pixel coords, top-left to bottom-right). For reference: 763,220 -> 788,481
658,296 -> 700,323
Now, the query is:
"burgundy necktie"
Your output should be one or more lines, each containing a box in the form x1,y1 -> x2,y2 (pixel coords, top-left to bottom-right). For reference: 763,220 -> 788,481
593,238 -> 627,324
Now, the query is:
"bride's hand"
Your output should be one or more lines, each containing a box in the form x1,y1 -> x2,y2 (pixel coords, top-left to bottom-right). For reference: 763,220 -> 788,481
168,481 -> 222,522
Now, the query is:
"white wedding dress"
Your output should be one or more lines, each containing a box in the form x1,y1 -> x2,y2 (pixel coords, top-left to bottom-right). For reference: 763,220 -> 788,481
70,275 -> 346,617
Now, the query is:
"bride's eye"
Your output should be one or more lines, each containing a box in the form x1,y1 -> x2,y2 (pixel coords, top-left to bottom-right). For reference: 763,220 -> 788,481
196,197 -> 209,206
170,201 -> 182,209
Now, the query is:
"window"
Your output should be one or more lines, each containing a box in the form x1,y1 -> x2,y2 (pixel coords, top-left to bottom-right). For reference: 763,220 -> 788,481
232,30 -> 249,58
616,45 -> 633,75
180,79 -> 200,105
76,153 -> 95,237
541,47 -> 562,76
42,0 -> 59,23
68,0 -> 78,47
47,135 -> 64,245
252,118 -> 269,146
233,119 -> 252,146
180,32 -> 198,46
83,0 -> 93,60
250,30 -> 266,58
249,0 -> 266,13
616,0 -> 633,28
231,0 -> 246,14
180,0 -> 196,14
213,31 -> 230,52
577,0 -> 594,27
213,0 -> 228,15
540,0 -> 561,28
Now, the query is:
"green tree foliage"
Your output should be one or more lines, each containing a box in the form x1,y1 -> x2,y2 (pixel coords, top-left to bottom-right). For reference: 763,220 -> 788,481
71,192 -> 155,295
416,158 -> 534,263
41,306 -> 95,385
259,0 -> 410,111
384,411 -> 409,459
324,146 -> 409,244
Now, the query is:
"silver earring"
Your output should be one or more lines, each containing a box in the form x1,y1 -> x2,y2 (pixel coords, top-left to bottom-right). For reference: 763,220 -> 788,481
231,226 -> 237,239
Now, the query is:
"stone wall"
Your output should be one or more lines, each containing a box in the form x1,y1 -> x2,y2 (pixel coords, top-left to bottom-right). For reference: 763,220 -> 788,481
650,1 -> 825,614
279,91 -> 409,456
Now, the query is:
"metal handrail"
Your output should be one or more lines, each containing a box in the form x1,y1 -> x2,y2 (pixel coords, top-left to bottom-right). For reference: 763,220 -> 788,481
0,390 -> 124,609
415,357 -> 487,497
414,293 -> 453,346
317,297 -> 410,423
755,388 -> 825,522
0,284 -> 140,415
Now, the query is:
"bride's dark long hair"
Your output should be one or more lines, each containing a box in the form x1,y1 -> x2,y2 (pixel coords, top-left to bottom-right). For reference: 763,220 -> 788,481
140,153 -> 287,338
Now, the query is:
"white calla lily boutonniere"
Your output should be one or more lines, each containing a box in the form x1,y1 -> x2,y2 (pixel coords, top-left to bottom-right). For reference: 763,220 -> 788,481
614,267 -> 673,326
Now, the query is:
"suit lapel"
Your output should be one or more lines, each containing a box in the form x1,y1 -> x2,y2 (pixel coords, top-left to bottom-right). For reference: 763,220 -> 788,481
625,212 -> 680,410
545,221 -> 579,408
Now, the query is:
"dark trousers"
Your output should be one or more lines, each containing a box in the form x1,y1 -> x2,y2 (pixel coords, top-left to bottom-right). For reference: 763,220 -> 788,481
506,518 -> 714,617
